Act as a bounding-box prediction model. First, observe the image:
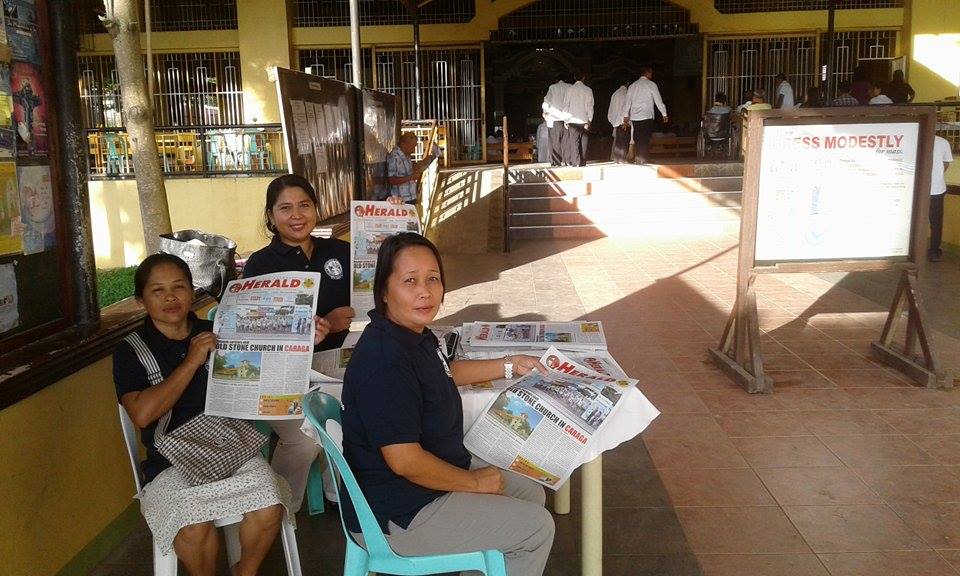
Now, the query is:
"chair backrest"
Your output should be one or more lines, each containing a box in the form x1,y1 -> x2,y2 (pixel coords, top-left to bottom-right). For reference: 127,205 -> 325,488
117,404 -> 146,494
301,391 -> 396,560
702,112 -> 731,139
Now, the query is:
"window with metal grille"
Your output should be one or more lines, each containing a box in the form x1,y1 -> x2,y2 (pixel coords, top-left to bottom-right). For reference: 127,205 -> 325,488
294,0 -> 474,27
297,48 -> 375,87
78,52 -> 244,128
715,0 -> 902,12
705,35 -> 818,108
374,47 -> 482,162
820,30 -> 897,100
77,0 -> 237,33
491,0 -> 698,42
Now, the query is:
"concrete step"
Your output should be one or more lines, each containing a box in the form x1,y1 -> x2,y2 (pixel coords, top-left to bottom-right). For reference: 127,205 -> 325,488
509,218 -> 742,240
511,211 -> 593,227
510,224 -> 606,240
510,191 -> 742,213
510,206 -> 741,227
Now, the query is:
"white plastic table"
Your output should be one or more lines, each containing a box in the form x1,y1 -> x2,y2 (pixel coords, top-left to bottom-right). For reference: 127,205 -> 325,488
304,383 -> 658,576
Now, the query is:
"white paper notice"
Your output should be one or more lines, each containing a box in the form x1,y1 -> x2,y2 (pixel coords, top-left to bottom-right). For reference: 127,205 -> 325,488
754,122 -> 918,263
0,262 -> 18,332
289,100 -> 312,155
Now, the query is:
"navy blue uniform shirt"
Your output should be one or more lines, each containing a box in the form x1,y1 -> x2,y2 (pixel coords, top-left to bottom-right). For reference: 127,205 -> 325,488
243,235 -> 351,350
113,313 -> 213,483
341,310 -> 471,533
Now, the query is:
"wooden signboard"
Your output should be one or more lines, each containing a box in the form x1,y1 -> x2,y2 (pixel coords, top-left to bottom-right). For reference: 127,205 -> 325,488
710,106 -> 945,393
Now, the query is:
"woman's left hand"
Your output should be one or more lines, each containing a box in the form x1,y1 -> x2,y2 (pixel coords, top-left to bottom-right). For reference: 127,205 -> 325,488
386,195 -> 405,205
509,354 -> 547,377
314,315 -> 331,345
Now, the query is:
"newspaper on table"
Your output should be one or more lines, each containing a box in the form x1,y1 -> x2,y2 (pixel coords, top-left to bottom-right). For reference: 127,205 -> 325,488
463,346 -> 636,488
350,200 -> 421,313
465,321 -> 607,351
205,272 -> 322,420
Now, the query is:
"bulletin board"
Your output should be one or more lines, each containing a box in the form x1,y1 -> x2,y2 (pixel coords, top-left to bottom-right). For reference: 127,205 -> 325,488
709,106 -> 944,392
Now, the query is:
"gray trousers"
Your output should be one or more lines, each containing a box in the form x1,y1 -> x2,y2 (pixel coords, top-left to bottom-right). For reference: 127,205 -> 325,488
358,460 -> 555,576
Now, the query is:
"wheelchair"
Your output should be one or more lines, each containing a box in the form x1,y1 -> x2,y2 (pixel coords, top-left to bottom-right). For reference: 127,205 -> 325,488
696,111 -> 736,159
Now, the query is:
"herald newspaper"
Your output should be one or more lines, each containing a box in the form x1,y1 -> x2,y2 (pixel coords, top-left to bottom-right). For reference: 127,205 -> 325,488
350,200 -> 421,314
466,321 -> 607,351
463,347 -> 636,488
205,272 -> 321,420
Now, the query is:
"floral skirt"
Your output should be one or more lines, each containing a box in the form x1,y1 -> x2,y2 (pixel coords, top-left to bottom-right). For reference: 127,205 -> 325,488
138,455 -> 294,553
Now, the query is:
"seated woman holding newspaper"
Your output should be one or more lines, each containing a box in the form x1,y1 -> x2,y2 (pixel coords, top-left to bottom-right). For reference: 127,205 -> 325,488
114,254 -> 295,576
341,232 -> 555,576
243,174 -> 406,512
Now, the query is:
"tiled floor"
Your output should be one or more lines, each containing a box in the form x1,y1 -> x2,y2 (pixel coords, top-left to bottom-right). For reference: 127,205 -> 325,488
91,235 -> 960,576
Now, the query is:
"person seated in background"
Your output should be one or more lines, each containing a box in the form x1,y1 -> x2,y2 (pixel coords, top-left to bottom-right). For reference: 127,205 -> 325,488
745,89 -> 772,112
886,70 -> 916,104
735,89 -> 755,115
799,84 -> 823,108
832,81 -> 860,106
114,253 -> 292,576
707,92 -> 731,115
341,232 -> 555,576
868,81 -> 893,105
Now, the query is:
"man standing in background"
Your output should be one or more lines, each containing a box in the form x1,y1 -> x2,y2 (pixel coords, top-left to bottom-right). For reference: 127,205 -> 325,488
928,135 -> 954,262
542,76 -> 570,167
562,71 -> 594,167
774,73 -> 795,109
620,66 -> 668,165
607,82 -> 630,163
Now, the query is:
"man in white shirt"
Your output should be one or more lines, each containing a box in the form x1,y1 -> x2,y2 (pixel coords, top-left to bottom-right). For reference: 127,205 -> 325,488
542,76 -> 570,166
775,73 -> 795,109
868,81 -> 894,105
607,83 -> 630,163
562,72 -> 594,167
928,135 -> 954,261
619,66 -> 668,164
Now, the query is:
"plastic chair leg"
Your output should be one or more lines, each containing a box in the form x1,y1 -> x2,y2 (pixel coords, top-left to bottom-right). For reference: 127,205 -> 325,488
483,549 -> 508,576
306,457 -> 325,516
342,540 -> 370,576
153,538 -> 178,576
280,516 -> 303,576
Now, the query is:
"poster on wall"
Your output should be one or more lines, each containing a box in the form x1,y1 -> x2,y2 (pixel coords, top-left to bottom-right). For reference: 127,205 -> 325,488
754,122 -> 919,263
17,163 -> 53,253
12,61 -> 47,158
0,262 -> 18,332
3,0 -> 39,64
0,64 -> 17,158
0,161 -> 21,254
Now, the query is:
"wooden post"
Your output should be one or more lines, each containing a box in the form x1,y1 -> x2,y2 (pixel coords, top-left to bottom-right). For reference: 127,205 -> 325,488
502,115 -> 511,252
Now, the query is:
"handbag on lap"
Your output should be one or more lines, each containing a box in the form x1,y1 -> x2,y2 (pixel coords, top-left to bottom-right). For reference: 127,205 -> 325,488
125,332 -> 267,486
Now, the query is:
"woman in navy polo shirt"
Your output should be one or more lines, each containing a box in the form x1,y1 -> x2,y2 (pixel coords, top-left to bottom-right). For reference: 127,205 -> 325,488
342,233 -> 555,576
114,254 -> 291,576
243,173 -> 351,512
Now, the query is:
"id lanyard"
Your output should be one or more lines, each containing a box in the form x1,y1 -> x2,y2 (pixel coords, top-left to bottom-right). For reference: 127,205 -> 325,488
436,347 -> 452,377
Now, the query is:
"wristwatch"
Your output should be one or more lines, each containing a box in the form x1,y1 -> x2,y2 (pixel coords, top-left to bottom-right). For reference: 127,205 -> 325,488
503,358 -> 514,380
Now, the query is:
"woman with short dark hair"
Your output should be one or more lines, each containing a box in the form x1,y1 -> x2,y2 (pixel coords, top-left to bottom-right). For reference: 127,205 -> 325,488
341,232 -> 555,576
114,253 -> 291,576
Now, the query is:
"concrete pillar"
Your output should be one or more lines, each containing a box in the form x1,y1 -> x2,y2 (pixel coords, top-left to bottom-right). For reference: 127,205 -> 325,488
236,0 -> 291,124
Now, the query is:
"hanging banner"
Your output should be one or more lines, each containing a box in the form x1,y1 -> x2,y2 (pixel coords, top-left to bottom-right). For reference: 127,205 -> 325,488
17,164 -> 53,253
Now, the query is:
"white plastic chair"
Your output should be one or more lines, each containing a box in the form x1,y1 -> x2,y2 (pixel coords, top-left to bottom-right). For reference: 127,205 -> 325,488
117,404 -> 304,575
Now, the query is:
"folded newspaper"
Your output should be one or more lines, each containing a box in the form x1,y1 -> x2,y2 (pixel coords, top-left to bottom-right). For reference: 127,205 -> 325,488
463,346 -> 635,488
464,321 -> 607,351
205,271 -> 321,419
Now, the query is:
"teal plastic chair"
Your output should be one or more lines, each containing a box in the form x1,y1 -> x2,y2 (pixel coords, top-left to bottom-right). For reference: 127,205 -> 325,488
301,391 -> 508,576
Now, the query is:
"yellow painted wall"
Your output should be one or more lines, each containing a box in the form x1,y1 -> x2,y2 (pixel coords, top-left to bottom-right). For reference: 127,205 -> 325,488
90,177 -> 275,269
82,29 -> 240,54
906,0 -> 960,102
0,359 -> 135,576
236,0 -> 291,124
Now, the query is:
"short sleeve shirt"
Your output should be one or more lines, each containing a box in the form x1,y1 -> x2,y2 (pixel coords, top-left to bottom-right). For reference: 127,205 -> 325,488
386,146 -> 417,202
931,136 -> 954,196
340,310 -> 471,533
243,235 -> 351,350
777,81 -> 795,109
113,313 -> 213,483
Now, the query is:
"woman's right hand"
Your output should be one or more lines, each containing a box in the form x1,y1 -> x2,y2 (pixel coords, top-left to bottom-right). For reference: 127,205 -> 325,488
186,332 -> 217,369
324,306 -> 356,333
472,466 -> 505,494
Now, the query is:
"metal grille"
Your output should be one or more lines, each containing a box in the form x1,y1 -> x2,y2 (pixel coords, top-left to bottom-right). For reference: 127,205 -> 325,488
294,0 -> 474,27
297,48 -> 374,87
78,52 -> 244,128
706,35 -> 817,107
820,30 -> 897,100
375,48 -> 482,162
715,0 -> 902,12
77,0 -> 237,33
491,0 -> 698,42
